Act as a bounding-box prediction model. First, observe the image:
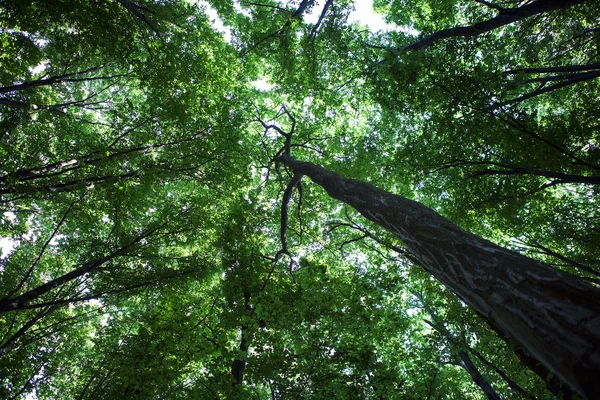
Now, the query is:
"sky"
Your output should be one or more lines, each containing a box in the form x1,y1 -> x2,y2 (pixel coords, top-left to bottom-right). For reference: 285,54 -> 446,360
322,0 -> 395,31
201,0 -> 399,39
0,213 -> 16,260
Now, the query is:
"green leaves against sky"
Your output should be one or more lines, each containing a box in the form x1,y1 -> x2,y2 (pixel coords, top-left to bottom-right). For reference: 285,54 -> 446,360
1,0 -> 598,398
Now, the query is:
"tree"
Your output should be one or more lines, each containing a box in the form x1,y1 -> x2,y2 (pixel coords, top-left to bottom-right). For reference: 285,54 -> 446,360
2,0 -> 600,398
397,0 -> 588,52
278,152 -> 600,398
363,0 -> 600,285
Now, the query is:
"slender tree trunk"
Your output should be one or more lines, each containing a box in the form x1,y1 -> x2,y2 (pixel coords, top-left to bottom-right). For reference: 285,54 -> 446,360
231,329 -> 248,385
504,63 -> 600,75
420,301 -> 536,400
0,66 -> 128,94
0,251 -> 123,314
502,70 -> 600,106
280,155 -> 600,399
470,348 -> 540,400
422,318 -> 504,400
403,0 -> 587,52
0,223 -> 165,314
0,171 -> 139,196
457,350 -> 502,400
524,240 -> 599,281
470,166 -> 600,185
0,307 -> 51,357
231,291 -> 251,386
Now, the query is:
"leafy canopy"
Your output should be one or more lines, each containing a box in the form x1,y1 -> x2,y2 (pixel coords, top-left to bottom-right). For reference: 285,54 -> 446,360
1,0 -> 598,398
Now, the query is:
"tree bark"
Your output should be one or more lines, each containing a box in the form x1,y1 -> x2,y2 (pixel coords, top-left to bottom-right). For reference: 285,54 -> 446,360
280,155 -> 600,399
474,308 -> 573,399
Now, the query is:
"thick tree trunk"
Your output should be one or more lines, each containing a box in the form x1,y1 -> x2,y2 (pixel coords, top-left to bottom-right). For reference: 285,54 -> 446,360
280,155 -> 600,399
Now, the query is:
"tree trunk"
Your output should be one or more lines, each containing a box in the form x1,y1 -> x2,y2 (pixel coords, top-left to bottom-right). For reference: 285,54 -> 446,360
403,0 -> 587,52
457,350 -> 501,400
420,301 -> 536,400
231,330 -> 248,386
0,222 -> 165,314
470,166 -> 600,186
231,291 -> 251,386
280,155 -> 600,399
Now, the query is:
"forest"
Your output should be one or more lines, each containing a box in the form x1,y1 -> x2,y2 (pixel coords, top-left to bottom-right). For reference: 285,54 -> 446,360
1,0 -> 599,398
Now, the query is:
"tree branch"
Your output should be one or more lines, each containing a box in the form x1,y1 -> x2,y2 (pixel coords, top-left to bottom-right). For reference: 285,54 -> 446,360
401,0 -> 587,52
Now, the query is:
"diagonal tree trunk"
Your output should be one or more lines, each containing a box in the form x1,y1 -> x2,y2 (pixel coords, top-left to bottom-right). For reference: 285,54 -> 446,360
0,66 -> 129,94
418,298 -> 537,400
402,0 -> 588,52
440,159 -> 600,186
457,350 -> 501,400
505,63 -> 600,75
279,154 -> 600,399
0,222 -> 167,314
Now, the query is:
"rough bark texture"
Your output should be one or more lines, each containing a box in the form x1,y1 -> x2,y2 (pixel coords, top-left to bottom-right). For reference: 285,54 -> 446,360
403,0 -> 587,52
281,155 -> 600,399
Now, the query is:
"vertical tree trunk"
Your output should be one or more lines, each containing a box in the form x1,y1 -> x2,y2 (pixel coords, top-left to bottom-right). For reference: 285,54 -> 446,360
231,292 -> 251,386
231,330 -> 248,386
280,155 -> 600,399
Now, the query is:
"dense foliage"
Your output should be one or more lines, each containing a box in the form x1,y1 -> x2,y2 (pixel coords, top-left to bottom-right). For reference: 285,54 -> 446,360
1,0 -> 598,398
